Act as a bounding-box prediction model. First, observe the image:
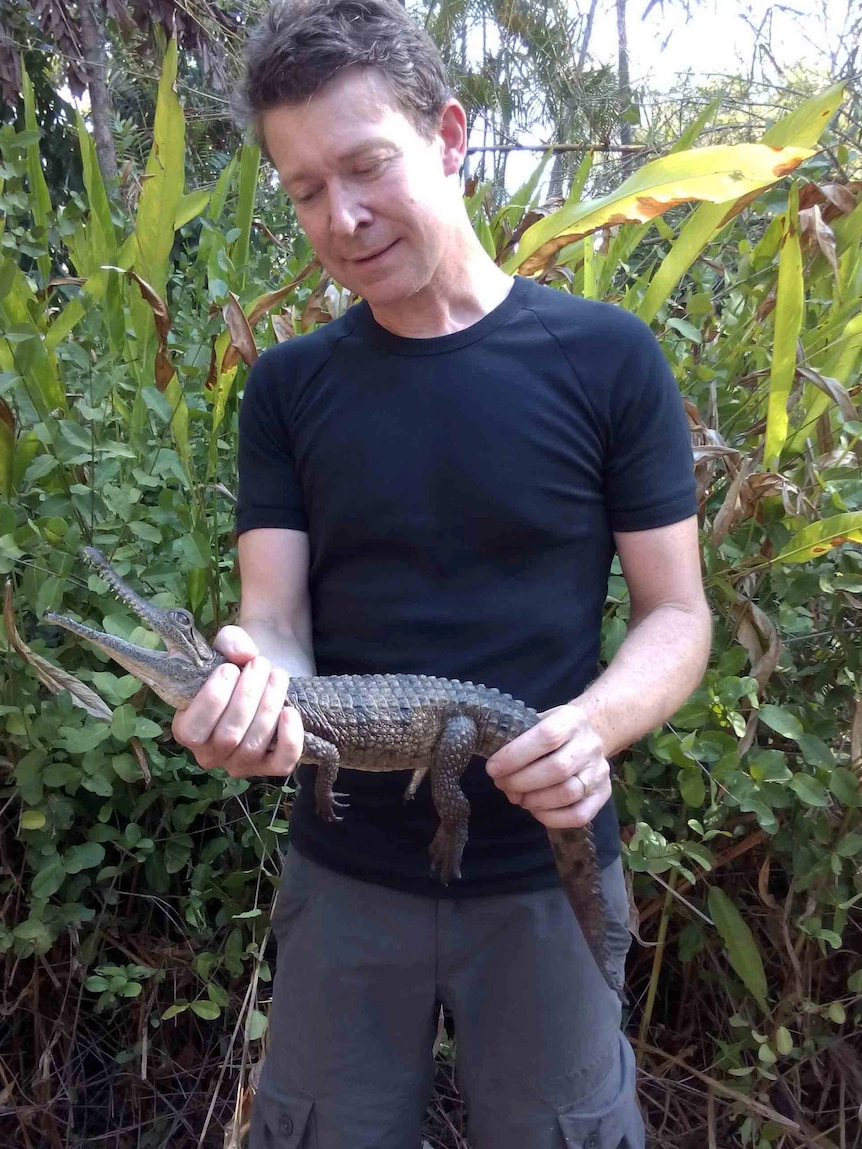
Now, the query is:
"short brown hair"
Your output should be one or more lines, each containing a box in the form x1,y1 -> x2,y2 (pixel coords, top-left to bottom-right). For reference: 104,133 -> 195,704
234,0 -> 452,151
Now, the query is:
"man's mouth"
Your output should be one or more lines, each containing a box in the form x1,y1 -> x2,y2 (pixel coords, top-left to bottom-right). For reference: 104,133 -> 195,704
352,240 -> 398,264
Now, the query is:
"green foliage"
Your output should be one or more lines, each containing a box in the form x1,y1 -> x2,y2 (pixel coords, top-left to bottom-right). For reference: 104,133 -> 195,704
0,47 -> 860,1148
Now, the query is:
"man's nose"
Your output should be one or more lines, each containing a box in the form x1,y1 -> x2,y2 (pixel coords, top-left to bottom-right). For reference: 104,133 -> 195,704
328,182 -> 372,236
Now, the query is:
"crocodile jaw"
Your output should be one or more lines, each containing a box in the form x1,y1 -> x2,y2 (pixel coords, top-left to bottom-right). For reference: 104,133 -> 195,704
43,612 -> 221,709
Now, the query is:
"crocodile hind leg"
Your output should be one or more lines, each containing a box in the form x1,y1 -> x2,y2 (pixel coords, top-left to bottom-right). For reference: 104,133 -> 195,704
546,825 -> 625,1003
428,716 -> 478,884
301,733 -> 348,823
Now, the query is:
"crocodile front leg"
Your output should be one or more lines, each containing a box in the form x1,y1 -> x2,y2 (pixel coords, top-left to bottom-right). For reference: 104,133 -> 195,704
428,716 -> 478,884
301,733 -> 349,823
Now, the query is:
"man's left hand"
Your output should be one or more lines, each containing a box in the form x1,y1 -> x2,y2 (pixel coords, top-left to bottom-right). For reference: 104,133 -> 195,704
485,703 -> 611,828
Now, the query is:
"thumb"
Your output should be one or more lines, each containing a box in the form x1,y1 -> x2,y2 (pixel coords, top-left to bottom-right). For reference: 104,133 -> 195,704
213,624 -> 259,666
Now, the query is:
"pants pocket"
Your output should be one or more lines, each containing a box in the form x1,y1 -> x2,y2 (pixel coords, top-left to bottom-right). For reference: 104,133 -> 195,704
248,1078 -> 316,1149
557,1036 -> 645,1149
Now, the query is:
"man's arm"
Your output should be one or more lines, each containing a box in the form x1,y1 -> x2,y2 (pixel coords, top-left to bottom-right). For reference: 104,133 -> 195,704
171,528 -> 314,777
486,516 -> 711,827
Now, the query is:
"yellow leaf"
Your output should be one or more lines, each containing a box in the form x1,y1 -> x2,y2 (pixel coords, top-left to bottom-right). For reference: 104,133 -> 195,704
505,144 -> 813,275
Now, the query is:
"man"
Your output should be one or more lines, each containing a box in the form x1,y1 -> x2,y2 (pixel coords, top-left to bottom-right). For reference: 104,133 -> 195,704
173,1 -> 711,1145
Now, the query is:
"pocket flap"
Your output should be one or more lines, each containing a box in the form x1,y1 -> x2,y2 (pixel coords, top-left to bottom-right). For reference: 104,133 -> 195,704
250,1078 -> 315,1148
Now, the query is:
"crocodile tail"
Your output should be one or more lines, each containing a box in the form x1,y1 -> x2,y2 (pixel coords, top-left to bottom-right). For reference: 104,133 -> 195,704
546,826 -> 625,1004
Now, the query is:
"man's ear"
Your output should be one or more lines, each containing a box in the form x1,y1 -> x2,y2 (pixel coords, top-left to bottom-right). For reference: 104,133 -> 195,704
438,100 -> 468,176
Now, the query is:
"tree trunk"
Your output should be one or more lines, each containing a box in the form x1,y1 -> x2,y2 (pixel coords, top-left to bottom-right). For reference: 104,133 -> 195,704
548,0 -> 600,202
79,0 -> 117,185
616,0 -> 636,179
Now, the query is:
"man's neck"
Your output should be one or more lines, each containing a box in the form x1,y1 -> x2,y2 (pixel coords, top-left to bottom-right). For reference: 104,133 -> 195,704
368,249 -> 514,340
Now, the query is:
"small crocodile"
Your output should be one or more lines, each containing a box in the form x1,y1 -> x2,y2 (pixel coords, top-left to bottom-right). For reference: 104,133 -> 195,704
45,547 -> 623,1000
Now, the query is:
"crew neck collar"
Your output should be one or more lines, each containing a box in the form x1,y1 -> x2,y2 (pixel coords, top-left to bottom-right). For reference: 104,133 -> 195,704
345,276 -> 530,356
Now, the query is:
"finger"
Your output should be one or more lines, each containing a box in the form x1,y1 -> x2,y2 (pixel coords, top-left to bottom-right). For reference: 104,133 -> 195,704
206,656 -> 273,762
221,669 -> 292,775
492,736 -> 605,796
172,661 -> 241,749
213,625 -> 260,664
531,786 -> 612,828
519,761 -> 610,813
486,711 -> 574,778
245,705 -> 305,778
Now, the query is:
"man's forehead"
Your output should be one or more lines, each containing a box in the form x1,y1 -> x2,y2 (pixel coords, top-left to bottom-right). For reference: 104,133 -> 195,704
262,73 -> 419,181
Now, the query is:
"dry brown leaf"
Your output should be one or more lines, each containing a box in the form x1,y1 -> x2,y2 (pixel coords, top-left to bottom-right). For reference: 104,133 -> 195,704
107,267 -> 176,391
797,364 -> 858,423
738,710 -> 759,758
46,276 -> 86,289
0,397 -> 14,434
4,580 -> 112,721
301,278 -> 332,331
851,696 -> 862,785
757,856 -> 778,909
711,457 -> 755,546
246,261 -> 318,328
799,204 -> 840,280
798,179 -> 861,219
223,292 -> 259,369
734,598 -> 782,693
130,736 -> 152,787
271,313 -> 295,343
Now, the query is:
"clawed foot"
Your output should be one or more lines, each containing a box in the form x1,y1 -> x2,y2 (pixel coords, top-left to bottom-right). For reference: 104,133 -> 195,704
428,826 -> 465,885
316,791 -> 350,823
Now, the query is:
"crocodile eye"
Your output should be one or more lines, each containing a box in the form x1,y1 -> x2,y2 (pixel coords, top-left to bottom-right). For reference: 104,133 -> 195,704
169,609 -> 195,630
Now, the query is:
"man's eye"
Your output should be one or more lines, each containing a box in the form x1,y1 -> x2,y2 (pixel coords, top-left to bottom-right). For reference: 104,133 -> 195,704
295,188 -> 320,205
356,160 -> 385,177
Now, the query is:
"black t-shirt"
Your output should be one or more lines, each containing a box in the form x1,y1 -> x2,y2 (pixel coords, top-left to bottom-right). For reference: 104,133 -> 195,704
235,275 -> 696,897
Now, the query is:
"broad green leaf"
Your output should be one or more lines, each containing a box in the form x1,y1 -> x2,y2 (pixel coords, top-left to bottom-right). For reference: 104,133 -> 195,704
246,1009 -> 268,1040
836,833 -> 862,857
775,513 -> 862,563
111,705 -> 138,742
708,886 -> 769,1013
764,185 -> 803,468
21,65 -> 52,285
0,269 -> 67,416
190,1000 -> 221,1020
797,734 -> 835,768
761,82 -> 845,148
233,143 -> 261,291
133,39 -> 184,296
75,112 -> 116,273
505,144 -> 813,275
679,769 -> 705,808
492,150 -> 552,238
64,842 -> 106,873
197,156 -> 237,268
31,857 -> 66,899
44,295 -> 88,354
162,1002 -> 189,1020
758,704 -> 803,741
829,769 -> 862,807
175,190 -> 212,231
789,774 -> 830,806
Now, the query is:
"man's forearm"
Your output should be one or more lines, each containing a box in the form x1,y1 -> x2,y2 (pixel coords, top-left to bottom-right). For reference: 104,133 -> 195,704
574,601 -> 712,759
239,614 -> 317,678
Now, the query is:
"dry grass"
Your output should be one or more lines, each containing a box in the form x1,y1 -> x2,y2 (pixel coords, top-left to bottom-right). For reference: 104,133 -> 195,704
2,881 -> 859,1149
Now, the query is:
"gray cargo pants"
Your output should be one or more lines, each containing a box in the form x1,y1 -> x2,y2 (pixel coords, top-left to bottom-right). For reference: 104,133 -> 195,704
249,848 -> 645,1149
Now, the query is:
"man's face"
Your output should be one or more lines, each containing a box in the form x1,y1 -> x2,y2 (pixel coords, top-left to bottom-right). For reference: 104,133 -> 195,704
261,69 -> 463,309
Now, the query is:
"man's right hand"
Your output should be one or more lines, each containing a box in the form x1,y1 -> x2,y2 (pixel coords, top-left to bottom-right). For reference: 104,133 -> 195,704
171,625 -> 305,778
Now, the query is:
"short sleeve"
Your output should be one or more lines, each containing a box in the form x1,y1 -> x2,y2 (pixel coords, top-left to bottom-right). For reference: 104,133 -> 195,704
604,321 -> 696,532
235,353 -> 308,535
